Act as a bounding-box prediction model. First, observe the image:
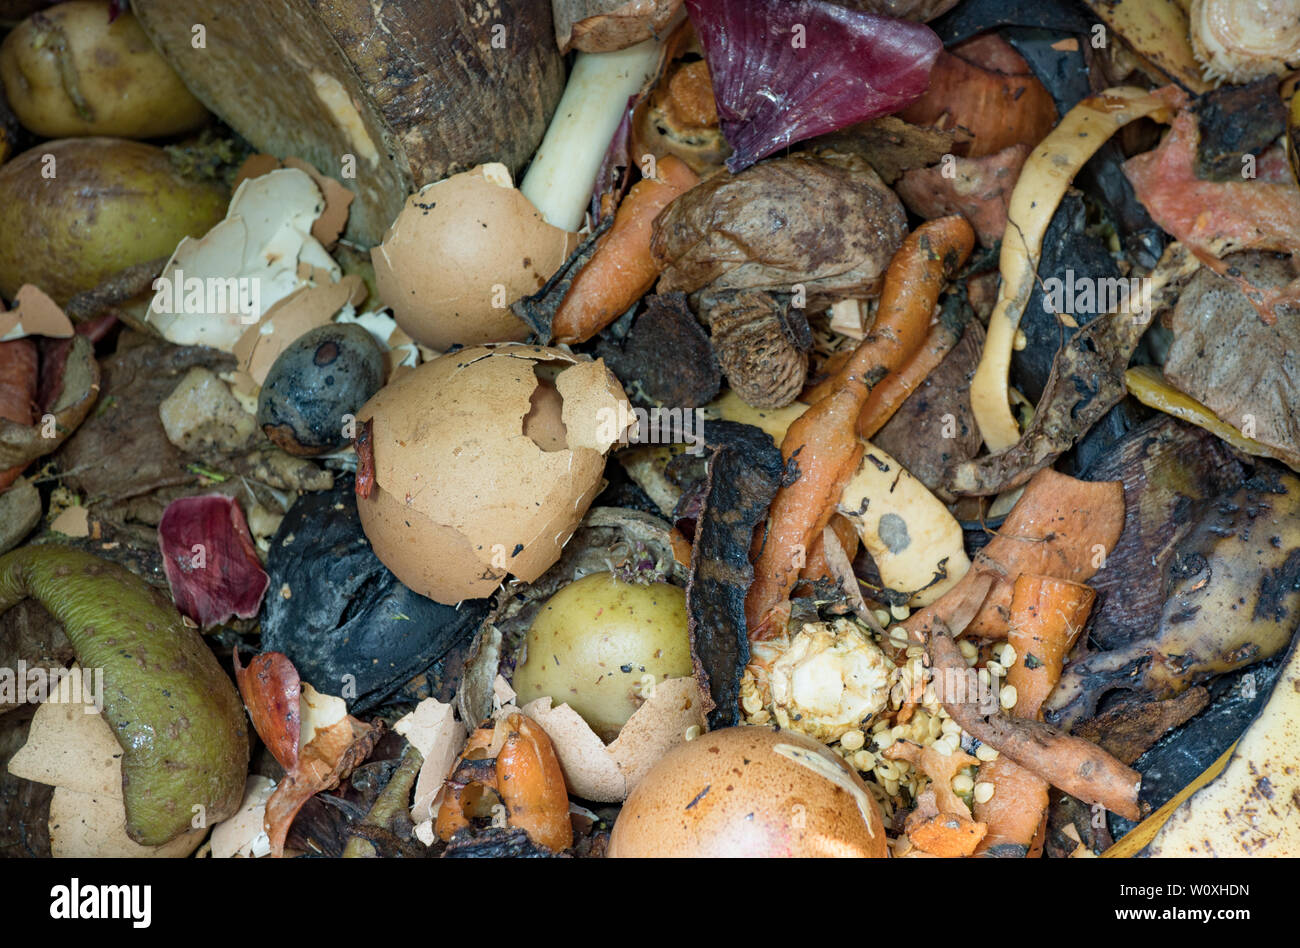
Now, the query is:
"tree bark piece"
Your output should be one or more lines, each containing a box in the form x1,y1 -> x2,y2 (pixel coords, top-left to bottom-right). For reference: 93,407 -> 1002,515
132,0 -> 565,245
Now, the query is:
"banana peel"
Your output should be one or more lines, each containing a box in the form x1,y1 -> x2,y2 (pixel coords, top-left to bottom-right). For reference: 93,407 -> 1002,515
1108,622 -> 1300,855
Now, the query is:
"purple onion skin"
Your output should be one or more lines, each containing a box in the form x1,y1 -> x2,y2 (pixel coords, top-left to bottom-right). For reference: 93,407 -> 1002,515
686,0 -> 942,172
158,493 -> 270,629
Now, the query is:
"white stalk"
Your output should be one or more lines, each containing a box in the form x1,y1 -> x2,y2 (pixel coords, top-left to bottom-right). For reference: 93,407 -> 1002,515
521,39 -> 665,232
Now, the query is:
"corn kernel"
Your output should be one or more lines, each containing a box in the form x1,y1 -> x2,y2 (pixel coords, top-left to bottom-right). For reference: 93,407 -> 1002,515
952,773 -> 975,794
840,729 -> 866,751
1000,684 -> 1018,709
975,743 -> 1000,762
973,781 -> 995,804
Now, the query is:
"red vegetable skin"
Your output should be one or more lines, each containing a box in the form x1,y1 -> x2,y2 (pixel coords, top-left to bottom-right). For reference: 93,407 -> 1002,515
233,648 -> 301,772
0,338 -> 38,492
158,493 -> 270,628
686,0 -> 942,171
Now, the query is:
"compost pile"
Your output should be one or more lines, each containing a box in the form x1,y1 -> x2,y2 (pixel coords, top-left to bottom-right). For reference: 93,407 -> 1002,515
1,0 -> 1299,860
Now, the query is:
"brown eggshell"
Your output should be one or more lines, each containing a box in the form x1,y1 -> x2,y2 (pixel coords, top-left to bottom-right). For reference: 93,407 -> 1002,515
607,726 -> 889,858
356,344 -> 630,604
371,164 -> 579,350
521,676 -> 707,803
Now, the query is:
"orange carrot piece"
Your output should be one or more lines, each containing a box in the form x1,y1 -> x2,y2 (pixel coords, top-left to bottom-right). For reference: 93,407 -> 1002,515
902,468 -> 1123,643
797,512 -> 859,587
551,155 -> 700,345
1005,574 -> 1095,719
745,216 -> 974,637
929,626 -> 1141,821
856,318 -> 961,438
973,575 -> 1095,855
973,756 -> 1050,856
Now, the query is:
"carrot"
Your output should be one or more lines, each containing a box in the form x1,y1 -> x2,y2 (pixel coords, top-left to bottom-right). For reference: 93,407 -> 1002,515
551,155 -> 700,345
929,623 -> 1141,821
745,216 -> 974,637
902,467 -> 1123,643
1005,574 -> 1094,718
856,318 -> 961,438
803,317 -> 961,434
973,757 -> 1050,855
0,338 -> 38,492
973,574 -> 1096,854
796,512 -> 859,588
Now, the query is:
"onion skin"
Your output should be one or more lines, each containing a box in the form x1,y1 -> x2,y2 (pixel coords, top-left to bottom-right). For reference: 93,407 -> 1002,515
686,0 -> 941,171
898,35 -> 1057,158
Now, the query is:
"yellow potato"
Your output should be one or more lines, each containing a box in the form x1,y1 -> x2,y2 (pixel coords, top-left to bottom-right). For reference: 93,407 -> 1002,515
511,572 -> 694,743
0,137 -> 227,303
0,1 -> 208,138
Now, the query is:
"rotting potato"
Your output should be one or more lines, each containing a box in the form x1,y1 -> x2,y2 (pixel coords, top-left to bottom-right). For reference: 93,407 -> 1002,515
511,572 -> 694,743
0,137 -> 227,303
0,1 -> 209,139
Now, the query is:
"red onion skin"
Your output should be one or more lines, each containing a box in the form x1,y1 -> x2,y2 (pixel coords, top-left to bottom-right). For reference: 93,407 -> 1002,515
685,0 -> 942,171
158,493 -> 270,628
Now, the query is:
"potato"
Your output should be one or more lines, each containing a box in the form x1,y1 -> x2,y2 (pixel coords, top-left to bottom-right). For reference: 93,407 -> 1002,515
511,572 -> 694,743
0,137 -> 227,303
0,1 -> 208,138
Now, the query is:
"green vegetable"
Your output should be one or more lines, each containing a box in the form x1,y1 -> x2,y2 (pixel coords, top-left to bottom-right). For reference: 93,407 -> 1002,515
0,545 -> 248,845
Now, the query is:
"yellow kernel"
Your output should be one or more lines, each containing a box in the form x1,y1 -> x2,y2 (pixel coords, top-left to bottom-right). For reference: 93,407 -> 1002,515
875,609 -> 893,627
853,750 -> 876,771
840,729 -> 866,751
890,603 -> 910,621
975,743 -> 1000,762
684,725 -> 701,741
958,640 -> 979,661
951,773 -> 975,794
997,643 -> 1017,666
973,781 -> 995,804
741,692 -> 763,716
1000,684 -> 1018,709
749,709 -> 770,725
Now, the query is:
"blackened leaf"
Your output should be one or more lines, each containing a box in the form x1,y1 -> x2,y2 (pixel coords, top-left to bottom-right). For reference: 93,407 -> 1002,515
596,293 -> 721,408
443,826 -> 562,858
262,476 -> 490,713
686,421 -> 783,728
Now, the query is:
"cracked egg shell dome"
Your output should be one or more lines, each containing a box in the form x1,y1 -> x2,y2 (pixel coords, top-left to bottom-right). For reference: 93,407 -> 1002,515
355,344 -> 631,605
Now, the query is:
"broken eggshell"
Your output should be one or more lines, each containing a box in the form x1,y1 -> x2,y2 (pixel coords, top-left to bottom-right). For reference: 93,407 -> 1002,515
147,167 -> 341,352
261,476 -> 490,713
257,322 -> 385,456
355,344 -> 632,604
456,506 -> 706,802
7,667 -> 206,858
371,164 -> 579,350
